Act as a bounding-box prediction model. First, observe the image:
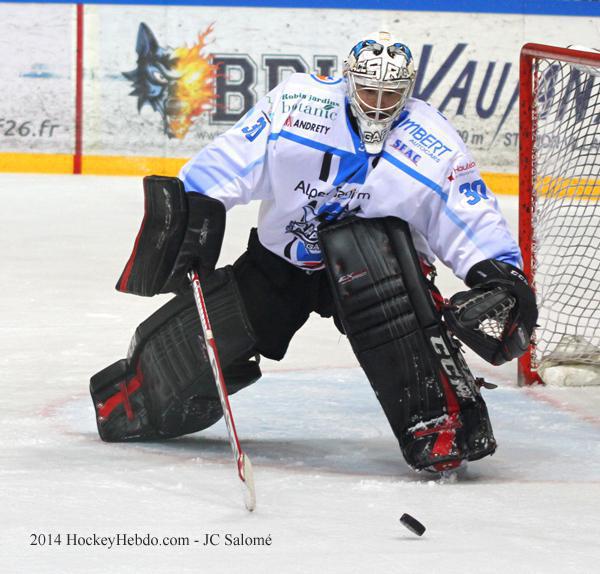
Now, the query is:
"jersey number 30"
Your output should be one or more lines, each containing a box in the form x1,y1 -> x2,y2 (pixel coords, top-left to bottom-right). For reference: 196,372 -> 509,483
459,179 -> 488,205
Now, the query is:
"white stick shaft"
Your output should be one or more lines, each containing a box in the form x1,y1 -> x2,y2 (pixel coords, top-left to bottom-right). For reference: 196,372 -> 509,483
188,270 -> 256,511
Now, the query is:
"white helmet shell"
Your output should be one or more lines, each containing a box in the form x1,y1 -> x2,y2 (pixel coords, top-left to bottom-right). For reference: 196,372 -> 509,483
344,31 -> 416,154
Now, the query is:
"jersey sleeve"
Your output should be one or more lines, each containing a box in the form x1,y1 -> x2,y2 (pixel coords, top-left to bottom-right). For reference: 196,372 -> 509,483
425,152 -> 522,280
178,85 -> 283,210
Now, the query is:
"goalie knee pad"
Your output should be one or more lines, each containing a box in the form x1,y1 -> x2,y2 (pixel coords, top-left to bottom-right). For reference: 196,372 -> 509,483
319,217 -> 496,471
90,266 -> 260,441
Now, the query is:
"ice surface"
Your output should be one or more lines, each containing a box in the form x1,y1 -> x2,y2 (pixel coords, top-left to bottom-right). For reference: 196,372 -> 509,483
2,174 -> 600,573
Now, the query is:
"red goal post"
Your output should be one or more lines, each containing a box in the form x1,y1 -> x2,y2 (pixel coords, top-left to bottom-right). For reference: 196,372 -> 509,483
518,43 -> 600,386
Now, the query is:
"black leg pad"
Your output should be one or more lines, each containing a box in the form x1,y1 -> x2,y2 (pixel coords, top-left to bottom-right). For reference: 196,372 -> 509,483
319,216 -> 496,470
90,266 -> 260,441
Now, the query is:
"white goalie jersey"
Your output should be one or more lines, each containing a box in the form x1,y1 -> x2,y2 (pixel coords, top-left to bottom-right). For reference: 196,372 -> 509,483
179,73 -> 521,280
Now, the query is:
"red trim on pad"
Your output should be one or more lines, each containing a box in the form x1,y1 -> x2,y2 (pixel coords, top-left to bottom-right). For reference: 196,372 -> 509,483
98,375 -> 142,420
117,190 -> 149,292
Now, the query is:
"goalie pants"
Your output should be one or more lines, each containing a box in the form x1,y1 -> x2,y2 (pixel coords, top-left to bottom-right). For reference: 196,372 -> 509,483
233,228 -> 340,360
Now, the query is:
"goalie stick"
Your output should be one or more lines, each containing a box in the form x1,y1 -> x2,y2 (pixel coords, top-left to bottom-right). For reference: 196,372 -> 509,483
188,270 -> 256,512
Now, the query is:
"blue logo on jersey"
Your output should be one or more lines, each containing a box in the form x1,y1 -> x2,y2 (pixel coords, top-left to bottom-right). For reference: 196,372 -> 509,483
286,203 -> 320,246
391,139 -> 422,165
395,117 -> 452,163
284,202 -> 322,267
284,200 -> 361,267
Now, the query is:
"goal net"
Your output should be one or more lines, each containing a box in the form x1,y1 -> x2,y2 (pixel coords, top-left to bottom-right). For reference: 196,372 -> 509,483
519,44 -> 600,386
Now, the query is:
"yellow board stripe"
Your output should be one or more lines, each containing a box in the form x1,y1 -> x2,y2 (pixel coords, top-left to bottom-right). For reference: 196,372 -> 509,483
0,151 -> 520,194
0,153 -> 75,174
484,172 -> 519,196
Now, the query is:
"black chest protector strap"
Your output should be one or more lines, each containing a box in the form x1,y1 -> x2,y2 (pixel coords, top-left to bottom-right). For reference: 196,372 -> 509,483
318,217 -> 496,471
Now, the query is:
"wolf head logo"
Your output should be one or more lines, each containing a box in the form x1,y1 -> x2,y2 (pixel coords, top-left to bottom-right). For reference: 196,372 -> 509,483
123,22 -> 217,139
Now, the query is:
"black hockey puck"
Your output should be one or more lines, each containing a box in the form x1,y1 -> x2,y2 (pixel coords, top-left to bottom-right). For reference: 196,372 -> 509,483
399,513 -> 426,536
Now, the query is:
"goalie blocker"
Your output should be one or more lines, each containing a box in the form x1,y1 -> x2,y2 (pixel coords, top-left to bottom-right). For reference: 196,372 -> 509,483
116,175 -> 226,296
319,217 -> 496,472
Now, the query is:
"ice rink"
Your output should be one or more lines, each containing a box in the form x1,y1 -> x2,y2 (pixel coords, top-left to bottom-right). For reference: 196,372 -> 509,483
2,173 -> 600,573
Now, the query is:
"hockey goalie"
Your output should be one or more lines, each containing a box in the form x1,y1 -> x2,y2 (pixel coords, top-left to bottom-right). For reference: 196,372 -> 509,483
90,31 -> 537,473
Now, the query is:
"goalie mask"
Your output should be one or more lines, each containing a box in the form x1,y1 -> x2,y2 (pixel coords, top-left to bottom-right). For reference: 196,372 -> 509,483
344,31 -> 416,154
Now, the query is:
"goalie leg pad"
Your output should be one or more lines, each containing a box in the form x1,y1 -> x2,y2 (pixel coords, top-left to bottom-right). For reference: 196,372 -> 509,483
319,217 -> 496,471
91,266 -> 260,441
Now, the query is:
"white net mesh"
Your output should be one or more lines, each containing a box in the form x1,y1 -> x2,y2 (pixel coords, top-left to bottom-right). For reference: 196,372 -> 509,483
476,289 -> 515,340
529,49 -> 600,385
